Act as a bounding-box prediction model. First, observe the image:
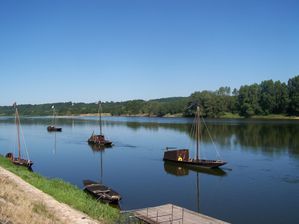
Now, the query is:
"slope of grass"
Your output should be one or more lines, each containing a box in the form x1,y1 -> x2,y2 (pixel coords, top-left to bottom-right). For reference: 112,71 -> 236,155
0,155 -> 119,223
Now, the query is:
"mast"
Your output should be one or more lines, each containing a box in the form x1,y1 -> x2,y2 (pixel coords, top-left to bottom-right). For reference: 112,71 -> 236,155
52,105 -> 56,126
196,106 -> 200,161
100,149 -> 103,184
98,101 -> 102,135
14,103 -> 21,160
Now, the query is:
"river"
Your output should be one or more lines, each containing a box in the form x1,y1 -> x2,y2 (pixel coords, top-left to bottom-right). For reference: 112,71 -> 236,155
0,116 -> 298,223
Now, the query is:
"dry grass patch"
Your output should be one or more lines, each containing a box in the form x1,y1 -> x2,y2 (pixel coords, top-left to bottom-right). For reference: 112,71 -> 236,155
0,175 -> 63,224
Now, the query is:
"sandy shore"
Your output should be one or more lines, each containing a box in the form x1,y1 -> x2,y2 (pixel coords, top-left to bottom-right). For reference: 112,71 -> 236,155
0,166 -> 101,224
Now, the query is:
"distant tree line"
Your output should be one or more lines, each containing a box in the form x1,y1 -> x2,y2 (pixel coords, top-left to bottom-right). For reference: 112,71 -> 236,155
0,75 -> 298,118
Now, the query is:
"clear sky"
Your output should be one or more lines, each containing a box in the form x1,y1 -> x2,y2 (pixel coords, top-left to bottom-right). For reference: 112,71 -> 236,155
0,0 -> 298,106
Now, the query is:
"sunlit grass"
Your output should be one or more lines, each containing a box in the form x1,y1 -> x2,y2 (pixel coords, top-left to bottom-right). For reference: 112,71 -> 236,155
219,113 -> 298,119
219,113 -> 243,119
0,155 -> 119,223
251,114 -> 299,119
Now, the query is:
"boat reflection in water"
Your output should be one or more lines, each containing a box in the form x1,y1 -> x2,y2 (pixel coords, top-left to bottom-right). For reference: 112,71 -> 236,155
164,161 -> 227,214
88,143 -> 112,152
164,160 -> 227,176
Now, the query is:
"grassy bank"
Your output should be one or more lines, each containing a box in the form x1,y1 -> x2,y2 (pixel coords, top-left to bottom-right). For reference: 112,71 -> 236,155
219,113 -> 299,119
250,114 -> 299,119
78,113 -> 298,119
0,155 -> 119,223
219,113 -> 243,119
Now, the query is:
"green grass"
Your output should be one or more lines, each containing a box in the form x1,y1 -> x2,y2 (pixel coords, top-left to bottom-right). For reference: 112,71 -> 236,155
0,155 -> 119,223
218,113 -> 299,120
219,113 -> 243,119
250,114 -> 299,119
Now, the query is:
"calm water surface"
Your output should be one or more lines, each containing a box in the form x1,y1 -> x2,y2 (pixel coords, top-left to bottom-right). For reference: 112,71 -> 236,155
0,116 -> 299,224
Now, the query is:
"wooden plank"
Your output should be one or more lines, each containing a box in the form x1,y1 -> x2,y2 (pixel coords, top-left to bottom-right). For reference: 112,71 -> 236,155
133,204 -> 230,224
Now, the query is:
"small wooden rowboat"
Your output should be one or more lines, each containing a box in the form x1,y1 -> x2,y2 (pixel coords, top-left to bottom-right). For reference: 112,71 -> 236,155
47,125 -> 62,132
83,180 -> 121,204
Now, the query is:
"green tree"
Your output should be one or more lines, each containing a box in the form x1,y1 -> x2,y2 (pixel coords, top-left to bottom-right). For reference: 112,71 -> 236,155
273,81 -> 289,114
238,84 -> 262,117
259,80 -> 275,115
187,91 -> 221,118
288,75 -> 299,115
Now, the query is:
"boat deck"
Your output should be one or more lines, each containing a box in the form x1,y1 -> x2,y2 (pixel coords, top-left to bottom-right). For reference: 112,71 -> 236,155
83,180 -> 121,203
132,204 -> 230,224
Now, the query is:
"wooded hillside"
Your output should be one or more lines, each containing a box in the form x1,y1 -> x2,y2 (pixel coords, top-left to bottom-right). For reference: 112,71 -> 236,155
0,75 -> 298,117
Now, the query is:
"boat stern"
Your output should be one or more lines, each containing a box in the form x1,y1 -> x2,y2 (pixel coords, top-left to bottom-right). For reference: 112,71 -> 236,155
163,149 -> 189,162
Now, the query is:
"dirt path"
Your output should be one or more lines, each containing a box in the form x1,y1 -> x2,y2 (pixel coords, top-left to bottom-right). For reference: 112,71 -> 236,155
0,166 -> 102,224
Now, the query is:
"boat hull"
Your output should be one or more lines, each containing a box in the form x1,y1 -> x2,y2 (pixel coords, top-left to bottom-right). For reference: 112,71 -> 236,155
12,159 -> 33,168
163,149 -> 226,169
47,126 -> 62,132
83,180 -> 121,204
88,134 -> 112,146
164,160 -> 227,176
6,153 -> 33,168
163,158 -> 226,169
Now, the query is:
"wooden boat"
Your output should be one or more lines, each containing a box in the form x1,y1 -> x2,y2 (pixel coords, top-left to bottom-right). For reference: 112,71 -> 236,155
163,106 -> 227,169
47,125 -> 62,132
88,101 -> 112,146
47,105 -> 62,132
5,103 -> 33,168
83,180 -> 121,204
88,133 -> 112,146
83,146 -> 120,204
164,160 -> 227,176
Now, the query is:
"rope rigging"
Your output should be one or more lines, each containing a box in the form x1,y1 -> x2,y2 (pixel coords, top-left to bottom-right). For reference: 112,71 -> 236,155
200,116 -> 221,160
189,104 -> 222,160
14,103 -> 31,161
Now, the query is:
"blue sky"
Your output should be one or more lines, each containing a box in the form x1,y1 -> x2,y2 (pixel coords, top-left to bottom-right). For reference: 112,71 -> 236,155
0,0 -> 298,105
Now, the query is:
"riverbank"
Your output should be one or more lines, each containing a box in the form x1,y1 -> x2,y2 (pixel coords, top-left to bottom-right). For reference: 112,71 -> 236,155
1,112 -> 298,120
77,112 -> 299,120
0,156 -> 119,224
78,113 -> 177,117
219,113 -> 299,119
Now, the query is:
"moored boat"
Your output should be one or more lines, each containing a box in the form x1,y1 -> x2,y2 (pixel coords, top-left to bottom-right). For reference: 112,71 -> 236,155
163,106 -> 227,169
6,103 -> 33,169
88,133 -> 112,146
83,180 -> 121,204
5,152 -> 33,168
47,125 -> 62,132
164,160 -> 227,176
163,149 -> 226,169
47,105 -> 62,132
88,101 -> 112,146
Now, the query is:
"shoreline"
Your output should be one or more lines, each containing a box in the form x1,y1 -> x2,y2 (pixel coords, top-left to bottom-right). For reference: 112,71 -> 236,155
0,113 -> 298,120
0,166 -> 101,224
55,114 -> 299,120
0,156 -> 119,224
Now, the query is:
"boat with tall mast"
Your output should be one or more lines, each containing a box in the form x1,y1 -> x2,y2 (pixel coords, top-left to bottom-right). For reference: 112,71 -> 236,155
5,103 -> 33,168
163,106 -> 227,169
88,101 -> 112,146
47,105 -> 62,132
